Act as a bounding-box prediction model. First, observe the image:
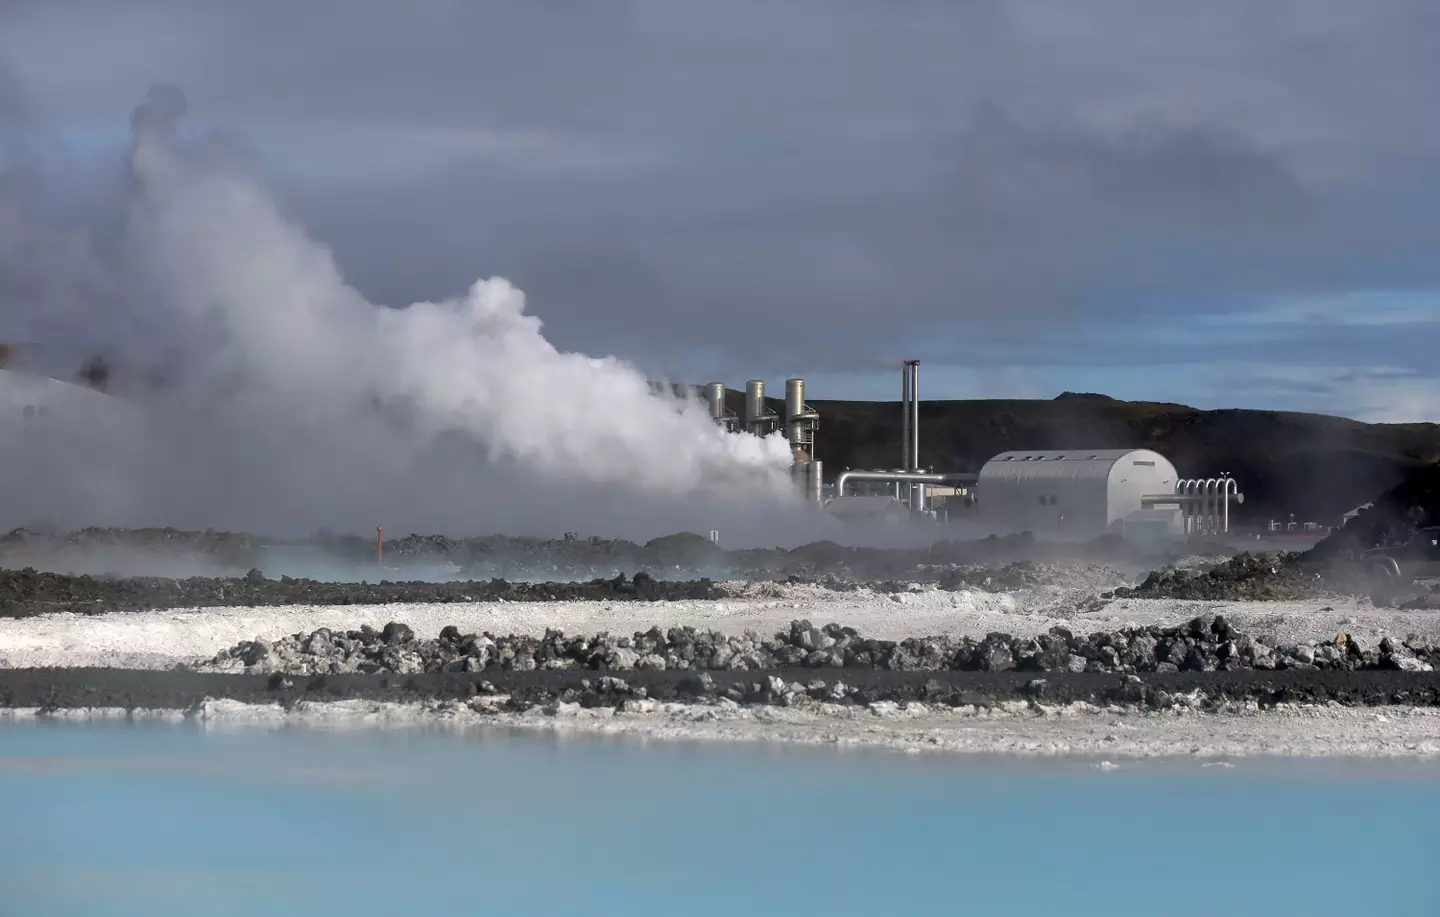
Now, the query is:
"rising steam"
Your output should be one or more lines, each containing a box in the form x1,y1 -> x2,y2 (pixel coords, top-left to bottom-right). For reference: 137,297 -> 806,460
0,87 -> 807,541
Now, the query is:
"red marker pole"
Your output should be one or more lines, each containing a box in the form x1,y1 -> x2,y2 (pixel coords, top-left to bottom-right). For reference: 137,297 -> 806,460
377,526 -> 384,567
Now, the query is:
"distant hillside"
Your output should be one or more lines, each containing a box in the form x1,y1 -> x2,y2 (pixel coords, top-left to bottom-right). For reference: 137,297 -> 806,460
722,389 -> 1440,525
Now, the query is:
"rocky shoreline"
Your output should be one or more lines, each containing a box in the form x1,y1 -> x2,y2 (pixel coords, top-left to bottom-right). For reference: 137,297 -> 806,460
199,615 -> 1438,680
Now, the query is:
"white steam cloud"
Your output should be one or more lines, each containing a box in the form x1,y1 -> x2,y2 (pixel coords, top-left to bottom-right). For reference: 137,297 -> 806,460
0,86 -> 817,543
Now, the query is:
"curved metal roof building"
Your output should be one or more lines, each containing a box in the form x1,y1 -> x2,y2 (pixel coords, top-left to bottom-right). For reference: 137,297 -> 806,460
976,448 -> 1178,538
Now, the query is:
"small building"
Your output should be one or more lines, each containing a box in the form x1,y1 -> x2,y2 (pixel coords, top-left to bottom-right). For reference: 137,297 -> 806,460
1341,503 -> 1373,525
975,449 -> 1179,539
823,495 -> 912,525
0,367 -> 132,428
1119,508 -> 1184,540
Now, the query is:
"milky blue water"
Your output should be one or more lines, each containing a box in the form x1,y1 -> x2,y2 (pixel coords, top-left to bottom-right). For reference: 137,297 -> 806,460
1,720 -> 1437,916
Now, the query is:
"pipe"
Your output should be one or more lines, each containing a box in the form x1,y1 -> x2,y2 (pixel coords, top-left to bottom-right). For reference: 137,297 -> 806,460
704,382 -> 726,422
744,380 -> 765,433
1141,493 -> 1235,506
834,470 -> 977,499
910,361 -> 921,509
1173,480 -> 1193,534
1221,477 -> 1240,533
1204,479 -> 1220,535
807,460 -> 823,503
1221,475 -> 1232,532
901,364 -> 911,471
908,361 -> 920,471
1169,479 -> 1244,534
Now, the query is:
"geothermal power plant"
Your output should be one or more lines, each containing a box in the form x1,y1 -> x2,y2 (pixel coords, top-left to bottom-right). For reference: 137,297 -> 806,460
3,353 -> 1242,542
708,360 -> 1244,539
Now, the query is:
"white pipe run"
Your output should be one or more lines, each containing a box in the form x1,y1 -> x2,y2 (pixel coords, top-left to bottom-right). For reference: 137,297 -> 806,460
833,470 -> 977,500
1168,477 -> 1242,534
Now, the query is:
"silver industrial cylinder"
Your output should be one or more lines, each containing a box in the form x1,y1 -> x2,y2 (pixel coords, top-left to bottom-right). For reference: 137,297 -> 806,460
785,378 -> 805,444
807,460 -> 823,503
704,382 -> 726,422
744,380 -> 765,433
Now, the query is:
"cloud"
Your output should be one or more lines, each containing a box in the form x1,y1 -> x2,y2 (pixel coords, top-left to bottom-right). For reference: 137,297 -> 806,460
2,1 -> 1439,418
0,57 -> 26,127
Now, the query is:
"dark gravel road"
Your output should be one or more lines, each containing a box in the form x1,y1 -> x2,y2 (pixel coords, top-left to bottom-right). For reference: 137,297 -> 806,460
3,667 -> 1438,712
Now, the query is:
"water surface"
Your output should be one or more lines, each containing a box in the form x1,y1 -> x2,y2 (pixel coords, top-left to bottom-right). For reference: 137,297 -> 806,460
1,720 -> 1436,915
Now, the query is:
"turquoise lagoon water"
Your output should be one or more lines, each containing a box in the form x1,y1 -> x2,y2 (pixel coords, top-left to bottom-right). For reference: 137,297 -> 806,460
1,720 -> 1437,916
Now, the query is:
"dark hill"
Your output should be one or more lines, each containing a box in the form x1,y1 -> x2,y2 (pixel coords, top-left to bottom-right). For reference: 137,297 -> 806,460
722,388 -> 1440,525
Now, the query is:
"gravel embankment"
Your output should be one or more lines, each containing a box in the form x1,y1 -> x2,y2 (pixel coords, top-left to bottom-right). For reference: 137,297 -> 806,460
1,584 -> 1434,671
194,612 -> 1438,680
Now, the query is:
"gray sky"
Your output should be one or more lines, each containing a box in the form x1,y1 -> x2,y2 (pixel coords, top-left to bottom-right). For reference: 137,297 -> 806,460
4,0 -> 1440,421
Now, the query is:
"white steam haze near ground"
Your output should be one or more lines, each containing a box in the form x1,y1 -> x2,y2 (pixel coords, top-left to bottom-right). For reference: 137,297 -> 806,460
0,86 -> 855,546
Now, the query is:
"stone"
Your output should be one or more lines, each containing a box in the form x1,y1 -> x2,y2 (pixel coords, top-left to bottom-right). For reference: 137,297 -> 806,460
605,648 -> 640,671
677,672 -> 715,697
381,622 -> 414,646
636,653 -> 668,671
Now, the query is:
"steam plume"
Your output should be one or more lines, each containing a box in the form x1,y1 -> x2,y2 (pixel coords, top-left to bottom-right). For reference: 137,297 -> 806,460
0,86 -> 809,541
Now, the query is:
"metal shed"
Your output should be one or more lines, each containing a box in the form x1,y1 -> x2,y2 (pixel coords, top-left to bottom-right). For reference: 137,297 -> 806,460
975,449 -> 1179,539
824,495 -> 913,525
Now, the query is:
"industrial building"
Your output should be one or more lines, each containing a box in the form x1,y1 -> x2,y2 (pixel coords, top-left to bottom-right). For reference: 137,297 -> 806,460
0,367 -> 131,428
974,449 -> 1179,539
707,362 -> 1241,540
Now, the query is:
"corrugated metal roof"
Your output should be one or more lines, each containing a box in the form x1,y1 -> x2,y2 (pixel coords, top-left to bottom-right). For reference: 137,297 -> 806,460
979,449 -> 1161,482
987,449 -> 1139,462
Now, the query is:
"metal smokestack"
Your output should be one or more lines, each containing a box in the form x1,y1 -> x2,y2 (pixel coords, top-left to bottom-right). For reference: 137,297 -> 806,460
704,382 -> 726,422
902,359 -> 921,511
744,380 -> 765,433
901,363 -> 911,471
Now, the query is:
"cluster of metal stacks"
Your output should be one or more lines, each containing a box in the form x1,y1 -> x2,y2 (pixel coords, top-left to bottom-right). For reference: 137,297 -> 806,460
706,361 -> 1244,539
703,378 -> 822,503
